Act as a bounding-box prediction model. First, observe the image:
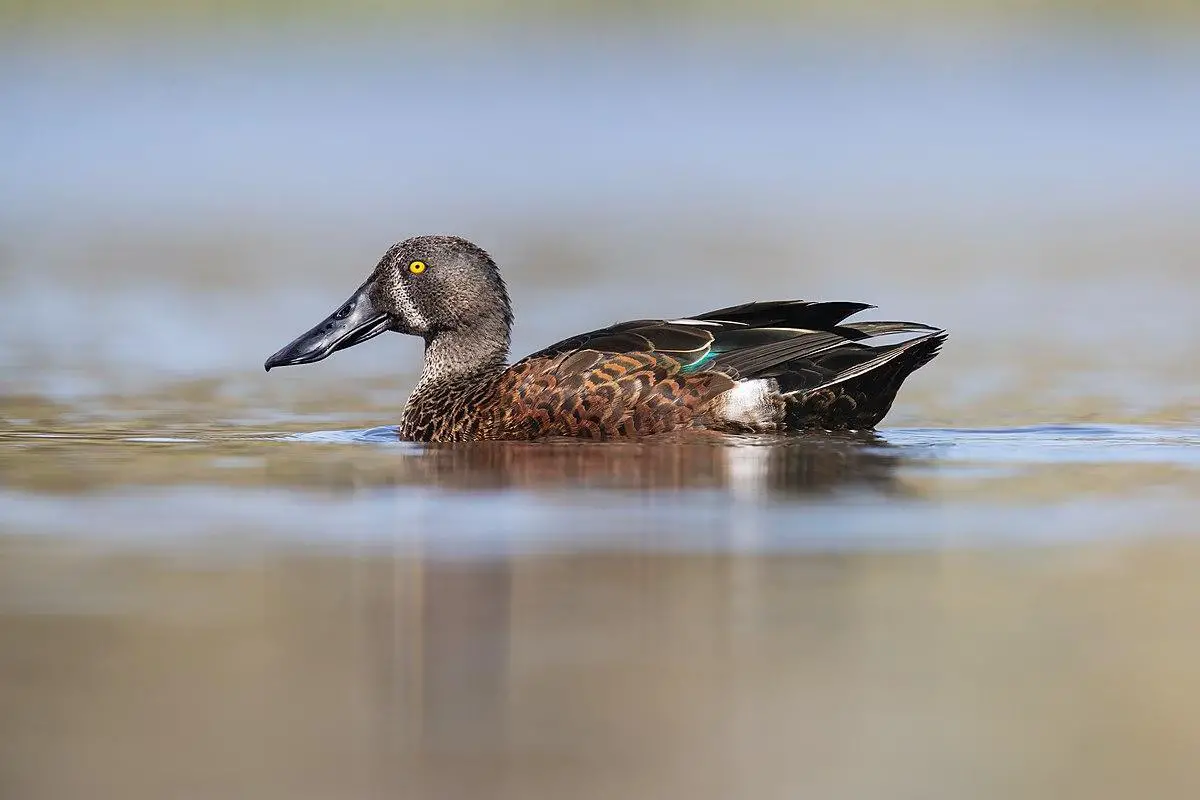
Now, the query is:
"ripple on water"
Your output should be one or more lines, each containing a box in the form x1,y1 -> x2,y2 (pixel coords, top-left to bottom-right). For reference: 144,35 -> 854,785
284,426 -> 407,445
888,424 -> 1200,467
280,423 -> 1200,468
2,423 -> 1198,558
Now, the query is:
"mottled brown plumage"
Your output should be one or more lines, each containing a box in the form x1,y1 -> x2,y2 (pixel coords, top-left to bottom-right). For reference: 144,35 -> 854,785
397,351 -> 739,442
265,235 -> 947,442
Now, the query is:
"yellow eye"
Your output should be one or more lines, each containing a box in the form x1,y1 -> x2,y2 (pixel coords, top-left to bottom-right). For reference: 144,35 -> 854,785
408,260 -> 427,274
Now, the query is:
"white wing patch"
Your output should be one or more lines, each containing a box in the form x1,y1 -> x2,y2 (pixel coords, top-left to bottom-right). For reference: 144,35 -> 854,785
667,319 -> 730,327
713,379 -> 783,428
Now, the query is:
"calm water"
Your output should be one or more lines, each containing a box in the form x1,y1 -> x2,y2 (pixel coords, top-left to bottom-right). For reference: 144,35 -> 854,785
3,23 -> 1200,799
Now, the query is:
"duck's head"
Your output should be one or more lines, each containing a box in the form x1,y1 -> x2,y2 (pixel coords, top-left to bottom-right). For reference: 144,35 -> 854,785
264,235 -> 513,371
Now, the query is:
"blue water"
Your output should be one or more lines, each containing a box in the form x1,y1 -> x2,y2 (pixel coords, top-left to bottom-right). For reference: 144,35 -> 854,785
4,424 -> 1196,559
290,422 -> 1200,465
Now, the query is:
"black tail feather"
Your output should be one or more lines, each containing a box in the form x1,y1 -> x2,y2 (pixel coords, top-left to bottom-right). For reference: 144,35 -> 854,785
783,331 -> 947,429
833,320 -> 944,340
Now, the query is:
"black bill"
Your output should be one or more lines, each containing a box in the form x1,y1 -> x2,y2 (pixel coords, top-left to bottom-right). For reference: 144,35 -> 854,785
264,282 -> 391,370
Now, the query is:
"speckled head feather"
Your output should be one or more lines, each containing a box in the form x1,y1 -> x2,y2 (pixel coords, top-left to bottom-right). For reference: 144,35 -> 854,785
264,235 -> 947,442
368,235 -> 513,339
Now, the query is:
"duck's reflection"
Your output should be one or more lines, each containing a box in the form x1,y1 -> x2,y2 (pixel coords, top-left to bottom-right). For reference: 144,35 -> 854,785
1,427 -> 912,499
393,433 -> 907,498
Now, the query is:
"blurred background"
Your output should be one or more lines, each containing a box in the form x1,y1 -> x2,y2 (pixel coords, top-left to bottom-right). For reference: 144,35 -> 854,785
2,2 -> 1200,799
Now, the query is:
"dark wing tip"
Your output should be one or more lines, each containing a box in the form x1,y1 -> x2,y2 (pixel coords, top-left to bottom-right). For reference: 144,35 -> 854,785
695,300 -> 876,329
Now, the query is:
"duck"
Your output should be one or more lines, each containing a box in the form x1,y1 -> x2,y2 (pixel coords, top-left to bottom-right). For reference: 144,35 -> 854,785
264,235 -> 946,442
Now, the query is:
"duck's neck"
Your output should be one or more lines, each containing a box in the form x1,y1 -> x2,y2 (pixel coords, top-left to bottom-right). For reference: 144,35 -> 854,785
414,322 -> 510,393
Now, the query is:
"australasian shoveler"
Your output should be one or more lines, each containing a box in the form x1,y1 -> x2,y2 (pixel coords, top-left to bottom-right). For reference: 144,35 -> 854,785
264,235 -> 946,442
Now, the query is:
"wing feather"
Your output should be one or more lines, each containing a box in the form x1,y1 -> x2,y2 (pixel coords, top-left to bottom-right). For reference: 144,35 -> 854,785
520,299 -> 940,386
